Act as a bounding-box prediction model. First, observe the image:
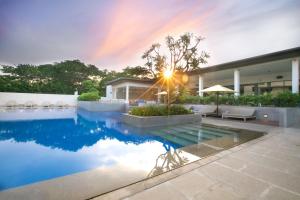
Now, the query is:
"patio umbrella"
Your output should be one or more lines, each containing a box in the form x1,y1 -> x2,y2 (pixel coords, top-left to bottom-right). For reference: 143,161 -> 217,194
156,91 -> 168,95
200,85 -> 234,116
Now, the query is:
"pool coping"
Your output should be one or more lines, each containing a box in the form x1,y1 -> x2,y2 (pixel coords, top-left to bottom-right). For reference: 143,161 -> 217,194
90,119 -> 275,200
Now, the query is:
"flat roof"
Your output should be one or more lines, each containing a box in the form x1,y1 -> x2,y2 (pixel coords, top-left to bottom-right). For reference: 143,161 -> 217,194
106,77 -> 155,86
189,46 -> 300,75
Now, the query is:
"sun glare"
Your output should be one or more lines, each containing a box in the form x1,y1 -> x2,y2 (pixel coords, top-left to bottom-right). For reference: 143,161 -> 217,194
163,69 -> 173,79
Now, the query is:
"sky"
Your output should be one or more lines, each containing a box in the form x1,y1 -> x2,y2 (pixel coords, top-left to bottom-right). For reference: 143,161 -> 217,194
0,0 -> 300,70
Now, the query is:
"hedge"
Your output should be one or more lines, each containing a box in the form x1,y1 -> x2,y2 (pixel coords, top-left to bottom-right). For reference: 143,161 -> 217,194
178,92 -> 300,107
130,105 -> 193,116
78,91 -> 100,101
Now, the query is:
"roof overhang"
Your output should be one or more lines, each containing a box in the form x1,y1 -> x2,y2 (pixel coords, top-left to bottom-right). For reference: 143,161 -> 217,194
189,46 -> 300,75
105,77 -> 156,86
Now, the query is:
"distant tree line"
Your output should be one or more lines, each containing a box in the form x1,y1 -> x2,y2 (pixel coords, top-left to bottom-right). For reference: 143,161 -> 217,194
0,33 -> 208,96
0,60 -> 151,95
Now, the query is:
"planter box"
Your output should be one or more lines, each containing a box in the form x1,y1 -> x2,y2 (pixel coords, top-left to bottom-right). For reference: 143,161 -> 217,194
122,113 -> 202,128
78,101 -> 126,112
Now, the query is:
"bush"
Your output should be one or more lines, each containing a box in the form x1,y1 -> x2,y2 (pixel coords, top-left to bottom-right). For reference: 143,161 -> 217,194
78,91 -> 100,101
273,92 -> 299,107
178,92 -> 300,107
130,105 -> 192,116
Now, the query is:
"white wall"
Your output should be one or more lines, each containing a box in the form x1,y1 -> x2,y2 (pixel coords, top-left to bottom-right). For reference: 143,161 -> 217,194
78,101 -> 126,112
0,108 -> 77,121
0,92 -> 78,106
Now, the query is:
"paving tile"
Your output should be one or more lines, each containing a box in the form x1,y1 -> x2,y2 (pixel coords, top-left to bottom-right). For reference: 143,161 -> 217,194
197,162 -> 269,199
260,186 -> 300,200
168,170 -> 216,199
192,182 -> 247,200
216,156 -> 247,171
93,182 -> 145,200
240,161 -> 300,194
124,182 -> 188,200
230,150 -> 292,173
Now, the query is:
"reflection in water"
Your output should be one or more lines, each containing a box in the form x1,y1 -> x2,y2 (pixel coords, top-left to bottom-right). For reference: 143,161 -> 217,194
0,109 -> 181,190
147,144 -> 190,177
0,109 -> 179,152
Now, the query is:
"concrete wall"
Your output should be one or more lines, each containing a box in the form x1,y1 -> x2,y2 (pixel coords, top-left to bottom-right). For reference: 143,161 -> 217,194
78,101 -> 126,112
122,113 -> 202,128
0,108 -> 77,121
0,92 -> 78,106
184,104 -> 300,127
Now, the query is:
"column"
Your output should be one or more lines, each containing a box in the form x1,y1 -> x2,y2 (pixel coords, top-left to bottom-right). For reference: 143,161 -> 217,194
113,88 -> 117,99
292,58 -> 299,94
234,69 -> 240,96
157,87 -> 161,103
125,84 -> 130,103
198,75 -> 204,96
106,85 -> 112,99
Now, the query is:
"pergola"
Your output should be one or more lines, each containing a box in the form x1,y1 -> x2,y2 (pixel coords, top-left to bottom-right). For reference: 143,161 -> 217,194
105,78 -> 161,104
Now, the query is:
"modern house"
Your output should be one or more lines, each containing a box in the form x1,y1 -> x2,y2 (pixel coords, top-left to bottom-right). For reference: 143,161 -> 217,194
106,47 -> 300,103
105,78 -> 160,104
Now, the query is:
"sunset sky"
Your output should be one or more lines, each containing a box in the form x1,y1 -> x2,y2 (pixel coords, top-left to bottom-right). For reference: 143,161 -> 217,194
1,0 -> 300,70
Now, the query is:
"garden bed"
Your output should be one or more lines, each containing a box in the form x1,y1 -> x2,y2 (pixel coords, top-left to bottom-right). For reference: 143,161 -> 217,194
122,113 -> 202,127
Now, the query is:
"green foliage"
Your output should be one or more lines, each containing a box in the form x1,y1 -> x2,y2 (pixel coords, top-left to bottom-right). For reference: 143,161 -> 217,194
77,92 -> 100,101
273,92 -> 300,107
82,80 -> 98,93
130,105 -> 192,116
142,32 -> 209,78
0,60 -> 103,94
0,61 -> 152,95
178,92 -> 300,107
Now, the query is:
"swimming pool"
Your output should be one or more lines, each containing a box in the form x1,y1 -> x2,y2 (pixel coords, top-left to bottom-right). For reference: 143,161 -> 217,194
0,108 -> 264,197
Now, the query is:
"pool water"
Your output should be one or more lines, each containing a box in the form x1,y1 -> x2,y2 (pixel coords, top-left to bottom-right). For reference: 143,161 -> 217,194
0,108 -> 263,192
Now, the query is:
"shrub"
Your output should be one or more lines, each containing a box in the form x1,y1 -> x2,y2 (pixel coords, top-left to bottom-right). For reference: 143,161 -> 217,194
78,91 -> 100,101
130,105 -> 192,116
178,92 -> 300,107
273,92 -> 299,107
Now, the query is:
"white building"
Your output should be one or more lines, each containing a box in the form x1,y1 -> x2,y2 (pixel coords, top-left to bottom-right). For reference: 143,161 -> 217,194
105,78 -> 161,104
106,47 -> 300,103
187,47 -> 300,96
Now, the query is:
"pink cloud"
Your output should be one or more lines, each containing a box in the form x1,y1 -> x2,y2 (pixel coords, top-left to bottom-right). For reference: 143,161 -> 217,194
90,0 -> 216,68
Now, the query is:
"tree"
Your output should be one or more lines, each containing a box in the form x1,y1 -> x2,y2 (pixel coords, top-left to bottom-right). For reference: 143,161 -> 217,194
0,60 -> 104,94
142,33 -> 209,78
122,66 -> 151,78
82,80 -> 98,93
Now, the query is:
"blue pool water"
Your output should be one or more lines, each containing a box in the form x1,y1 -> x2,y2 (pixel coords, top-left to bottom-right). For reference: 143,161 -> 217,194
0,108 -> 263,192
0,108 -> 181,191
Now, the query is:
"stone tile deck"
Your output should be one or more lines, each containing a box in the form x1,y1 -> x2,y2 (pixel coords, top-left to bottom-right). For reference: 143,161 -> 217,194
94,118 -> 300,200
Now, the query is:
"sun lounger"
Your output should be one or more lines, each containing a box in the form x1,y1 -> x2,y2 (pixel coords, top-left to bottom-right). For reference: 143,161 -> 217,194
24,101 -> 37,108
190,106 -> 217,117
5,101 -> 17,108
55,101 -> 65,108
222,107 -> 256,122
41,102 -> 51,108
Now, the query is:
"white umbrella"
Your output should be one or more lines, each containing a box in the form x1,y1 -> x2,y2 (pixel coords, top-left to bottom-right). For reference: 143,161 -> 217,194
200,85 -> 234,116
156,91 -> 168,95
201,85 -> 234,93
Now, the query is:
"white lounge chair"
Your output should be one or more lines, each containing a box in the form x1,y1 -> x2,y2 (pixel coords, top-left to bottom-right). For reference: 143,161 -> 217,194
55,101 -> 64,108
5,100 -> 17,108
41,102 -> 51,108
25,101 -> 37,108
190,106 -> 217,117
222,107 -> 256,122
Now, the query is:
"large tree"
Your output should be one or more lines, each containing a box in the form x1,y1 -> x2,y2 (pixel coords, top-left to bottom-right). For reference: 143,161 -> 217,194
0,60 -> 103,94
142,33 -> 209,78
